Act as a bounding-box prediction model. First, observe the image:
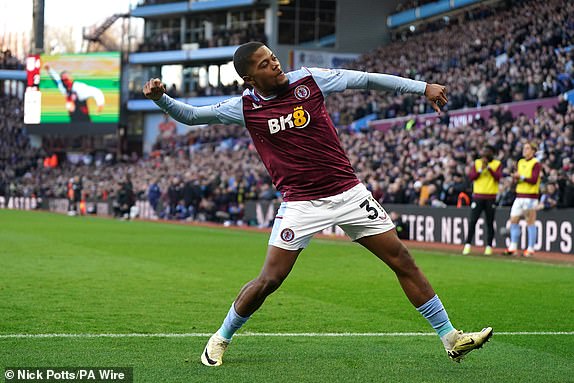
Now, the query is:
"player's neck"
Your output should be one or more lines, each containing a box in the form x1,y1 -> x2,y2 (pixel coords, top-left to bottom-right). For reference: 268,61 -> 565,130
254,83 -> 290,99
254,88 -> 277,100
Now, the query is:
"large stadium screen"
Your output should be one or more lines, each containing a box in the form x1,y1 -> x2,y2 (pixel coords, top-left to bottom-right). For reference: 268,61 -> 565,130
24,52 -> 121,134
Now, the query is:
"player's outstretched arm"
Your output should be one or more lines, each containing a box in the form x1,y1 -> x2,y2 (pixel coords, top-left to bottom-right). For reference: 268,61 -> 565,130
326,69 -> 448,114
142,78 -> 228,125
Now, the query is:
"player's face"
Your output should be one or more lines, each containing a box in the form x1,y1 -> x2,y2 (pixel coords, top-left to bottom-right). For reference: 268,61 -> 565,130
523,143 -> 534,159
245,46 -> 289,96
482,147 -> 493,161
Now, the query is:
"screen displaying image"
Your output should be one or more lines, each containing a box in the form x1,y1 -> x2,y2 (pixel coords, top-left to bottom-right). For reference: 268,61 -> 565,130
25,52 -> 121,134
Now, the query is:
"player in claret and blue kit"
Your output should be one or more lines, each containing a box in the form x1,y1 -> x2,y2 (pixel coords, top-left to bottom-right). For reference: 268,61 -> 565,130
143,42 -> 493,366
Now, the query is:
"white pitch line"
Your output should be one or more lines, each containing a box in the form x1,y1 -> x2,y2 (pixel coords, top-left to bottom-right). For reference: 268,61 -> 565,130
0,331 -> 573,339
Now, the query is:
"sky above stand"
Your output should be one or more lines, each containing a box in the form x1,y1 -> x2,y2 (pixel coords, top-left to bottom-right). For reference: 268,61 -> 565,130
1,0 -> 137,33
0,0 -> 139,53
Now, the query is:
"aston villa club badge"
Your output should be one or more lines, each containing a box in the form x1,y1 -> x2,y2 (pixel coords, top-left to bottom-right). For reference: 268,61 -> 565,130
280,228 -> 295,242
294,85 -> 310,100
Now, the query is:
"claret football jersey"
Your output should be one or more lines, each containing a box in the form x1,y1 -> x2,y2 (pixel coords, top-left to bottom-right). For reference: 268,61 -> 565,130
242,68 -> 361,201
156,67 -> 426,201
205,68 -> 360,201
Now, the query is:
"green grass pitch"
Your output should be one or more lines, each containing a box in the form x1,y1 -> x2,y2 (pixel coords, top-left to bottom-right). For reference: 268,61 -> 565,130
1,210 -> 573,382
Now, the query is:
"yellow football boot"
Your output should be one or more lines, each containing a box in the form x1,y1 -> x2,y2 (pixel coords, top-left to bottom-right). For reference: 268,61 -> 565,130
445,327 -> 493,362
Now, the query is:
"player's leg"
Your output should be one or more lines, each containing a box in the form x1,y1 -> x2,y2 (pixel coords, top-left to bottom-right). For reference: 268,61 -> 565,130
357,231 -> 492,362
505,199 -> 523,255
219,245 -> 301,339
202,200 -> 323,366
338,185 -> 491,362
234,245 -> 302,317
463,199 -> 484,255
201,245 -> 302,367
357,230 -> 434,306
523,207 -> 537,256
338,186 -> 439,307
483,200 -> 496,255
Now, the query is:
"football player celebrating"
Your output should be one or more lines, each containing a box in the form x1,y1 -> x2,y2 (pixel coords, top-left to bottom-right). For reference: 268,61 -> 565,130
143,42 -> 493,366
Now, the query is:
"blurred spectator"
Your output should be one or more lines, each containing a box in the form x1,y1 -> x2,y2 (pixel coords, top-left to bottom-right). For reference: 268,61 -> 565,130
167,177 -> 183,219
0,50 -> 24,69
114,177 -> 136,219
497,178 -> 516,207
147,179 -> 161,214
183,173 -> 201,220
537,183 -> 559,210
68,175 -> 83,216
390,211 -> 409,240
560,173 -> 574,208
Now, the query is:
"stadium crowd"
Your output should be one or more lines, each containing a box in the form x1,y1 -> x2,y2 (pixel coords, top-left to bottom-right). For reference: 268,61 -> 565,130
330,0 -> 574,123
134,0 -> 573,121
2,0 -> 574,224
0,50 -> 24,69
3,89 -> 574,223
0,94 -> 45,199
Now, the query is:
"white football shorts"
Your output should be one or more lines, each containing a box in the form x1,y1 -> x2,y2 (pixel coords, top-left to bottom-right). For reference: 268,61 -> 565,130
510,197 -> 538,218
268,183 -> 395,251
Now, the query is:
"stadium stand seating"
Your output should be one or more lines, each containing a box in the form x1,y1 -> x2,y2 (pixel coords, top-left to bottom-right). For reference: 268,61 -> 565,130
0,94 -> 45,198
2,0 -> 574,221
331,0 -> 573,122
4,98 -> 572,219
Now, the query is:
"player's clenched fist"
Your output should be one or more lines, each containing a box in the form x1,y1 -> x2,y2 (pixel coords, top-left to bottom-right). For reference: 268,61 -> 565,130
143,78 -> 166,101
424,83 -> 448,114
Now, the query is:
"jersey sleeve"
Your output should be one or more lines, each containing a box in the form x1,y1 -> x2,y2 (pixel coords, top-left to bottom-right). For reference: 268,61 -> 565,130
154,94 -> 245,126
212,97 -> 245,125
306,67 -> 349,97
307,67 -> 426,97
525,162 -> 541,184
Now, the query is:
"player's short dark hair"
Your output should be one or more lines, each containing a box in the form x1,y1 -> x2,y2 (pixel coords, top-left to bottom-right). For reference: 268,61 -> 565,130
233,42 -> 265,78
485,145 -> 496,153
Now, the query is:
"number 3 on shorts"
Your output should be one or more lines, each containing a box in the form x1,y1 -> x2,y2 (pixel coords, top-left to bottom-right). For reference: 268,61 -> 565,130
359,198 -> 378,220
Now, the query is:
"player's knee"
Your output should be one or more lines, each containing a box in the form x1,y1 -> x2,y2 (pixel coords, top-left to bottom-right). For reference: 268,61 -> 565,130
255,275 -> 284,296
